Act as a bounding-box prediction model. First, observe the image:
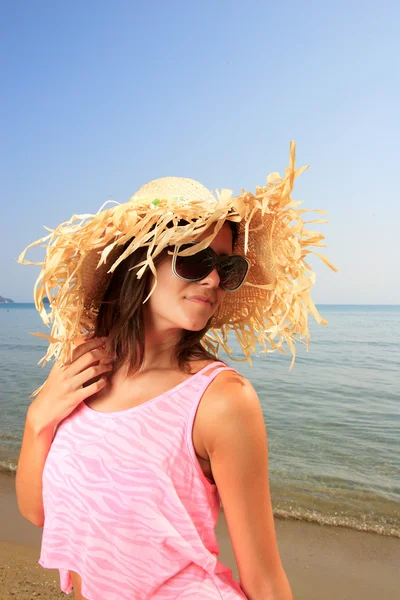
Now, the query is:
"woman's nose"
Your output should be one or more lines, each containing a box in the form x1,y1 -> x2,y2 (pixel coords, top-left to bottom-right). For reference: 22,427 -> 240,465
200,266 -> 221,288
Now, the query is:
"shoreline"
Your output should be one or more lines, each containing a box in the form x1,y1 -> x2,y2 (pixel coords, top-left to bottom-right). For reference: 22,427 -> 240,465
1,473 -> 400,599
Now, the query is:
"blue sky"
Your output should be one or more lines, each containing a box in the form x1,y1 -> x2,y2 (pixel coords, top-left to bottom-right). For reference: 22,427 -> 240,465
1,0 -> 399,303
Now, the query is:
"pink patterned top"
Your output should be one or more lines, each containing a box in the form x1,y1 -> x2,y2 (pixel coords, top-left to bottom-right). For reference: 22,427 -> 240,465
39,360 -> 248,599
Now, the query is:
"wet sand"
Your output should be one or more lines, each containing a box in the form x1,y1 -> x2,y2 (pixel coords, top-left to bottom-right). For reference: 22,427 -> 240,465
1,472 -> 399,599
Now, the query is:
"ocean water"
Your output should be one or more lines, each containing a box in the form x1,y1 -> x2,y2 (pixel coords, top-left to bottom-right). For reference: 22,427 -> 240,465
0,304 -> 399,537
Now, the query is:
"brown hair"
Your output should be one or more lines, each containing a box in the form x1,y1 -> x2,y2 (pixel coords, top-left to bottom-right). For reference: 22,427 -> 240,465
94,219 -> 239,376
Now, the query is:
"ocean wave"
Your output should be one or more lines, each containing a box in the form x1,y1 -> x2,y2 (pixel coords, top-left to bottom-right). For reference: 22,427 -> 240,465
0,433 -> 19,441
273,508 -> 400,538
0,460 -> 17,474
0,342 -> 47,352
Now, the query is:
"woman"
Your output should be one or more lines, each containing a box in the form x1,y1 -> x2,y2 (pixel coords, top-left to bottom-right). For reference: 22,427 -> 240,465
16,144 -> 336,599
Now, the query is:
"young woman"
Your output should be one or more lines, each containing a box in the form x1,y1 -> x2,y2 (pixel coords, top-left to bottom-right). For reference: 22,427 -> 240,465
16,147 -> 335,599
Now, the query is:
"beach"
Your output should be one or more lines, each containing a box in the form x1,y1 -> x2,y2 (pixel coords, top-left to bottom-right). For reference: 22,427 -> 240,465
1,472 -> 399,600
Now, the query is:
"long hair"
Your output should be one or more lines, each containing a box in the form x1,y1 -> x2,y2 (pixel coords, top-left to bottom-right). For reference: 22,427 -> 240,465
94,219 -> 239,376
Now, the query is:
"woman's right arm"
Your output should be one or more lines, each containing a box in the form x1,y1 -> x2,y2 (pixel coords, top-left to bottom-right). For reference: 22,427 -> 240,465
15,337 -> 115,527
15,413 -> 56,527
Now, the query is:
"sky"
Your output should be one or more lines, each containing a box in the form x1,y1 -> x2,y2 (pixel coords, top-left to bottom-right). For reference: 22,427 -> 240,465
1,0 -> 399,304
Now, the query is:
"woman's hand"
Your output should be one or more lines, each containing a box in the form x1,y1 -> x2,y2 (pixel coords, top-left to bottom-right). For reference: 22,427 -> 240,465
27,336 -> 114,434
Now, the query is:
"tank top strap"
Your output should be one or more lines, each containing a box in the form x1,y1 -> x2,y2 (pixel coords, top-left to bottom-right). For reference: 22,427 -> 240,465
199,361 -> 237,382
187,361 -> 238,417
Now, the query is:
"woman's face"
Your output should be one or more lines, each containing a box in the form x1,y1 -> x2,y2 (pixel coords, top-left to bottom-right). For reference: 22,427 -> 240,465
144,222 -> 233,334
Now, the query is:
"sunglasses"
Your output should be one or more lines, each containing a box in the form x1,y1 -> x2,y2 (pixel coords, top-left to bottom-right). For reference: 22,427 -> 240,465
169,242 -> 251,292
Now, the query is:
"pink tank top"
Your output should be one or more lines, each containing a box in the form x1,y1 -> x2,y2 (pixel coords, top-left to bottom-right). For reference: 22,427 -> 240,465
39,360 -> 248,599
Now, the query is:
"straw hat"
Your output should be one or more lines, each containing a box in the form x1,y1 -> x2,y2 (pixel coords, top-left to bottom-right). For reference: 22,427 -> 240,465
18,141 -> 338,377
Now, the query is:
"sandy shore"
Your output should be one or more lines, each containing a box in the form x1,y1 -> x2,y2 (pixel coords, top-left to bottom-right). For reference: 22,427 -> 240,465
1,472 -> 399,599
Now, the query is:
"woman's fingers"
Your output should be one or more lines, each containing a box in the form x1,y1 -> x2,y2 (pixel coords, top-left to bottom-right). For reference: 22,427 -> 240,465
69,337 -> 107,364
68,347 -> 113,376
76,374 -> 109,399
74,362 -> 114,390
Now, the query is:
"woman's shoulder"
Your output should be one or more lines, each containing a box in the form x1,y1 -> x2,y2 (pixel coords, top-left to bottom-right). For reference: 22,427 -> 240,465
195,363 -> 258,456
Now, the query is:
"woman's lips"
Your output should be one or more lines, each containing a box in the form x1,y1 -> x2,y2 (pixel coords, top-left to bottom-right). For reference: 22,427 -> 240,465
186,297 -> 212,306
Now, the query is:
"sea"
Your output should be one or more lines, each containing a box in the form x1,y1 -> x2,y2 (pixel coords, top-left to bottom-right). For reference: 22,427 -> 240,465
0,304 -> 399,537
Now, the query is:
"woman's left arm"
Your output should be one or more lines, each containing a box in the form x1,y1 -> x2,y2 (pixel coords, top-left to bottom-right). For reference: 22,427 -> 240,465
202,373 -> 293,600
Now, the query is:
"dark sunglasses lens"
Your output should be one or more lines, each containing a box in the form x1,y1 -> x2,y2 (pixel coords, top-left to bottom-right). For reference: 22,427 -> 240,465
174,244 -> 249,291
219,257 -> 248,290
175,247 -> 214,280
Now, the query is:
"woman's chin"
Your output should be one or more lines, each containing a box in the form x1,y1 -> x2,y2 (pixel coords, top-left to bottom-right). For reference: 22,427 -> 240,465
179,312 -> 212,331
181,319 -> 209,332
175,300 -> 216,331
